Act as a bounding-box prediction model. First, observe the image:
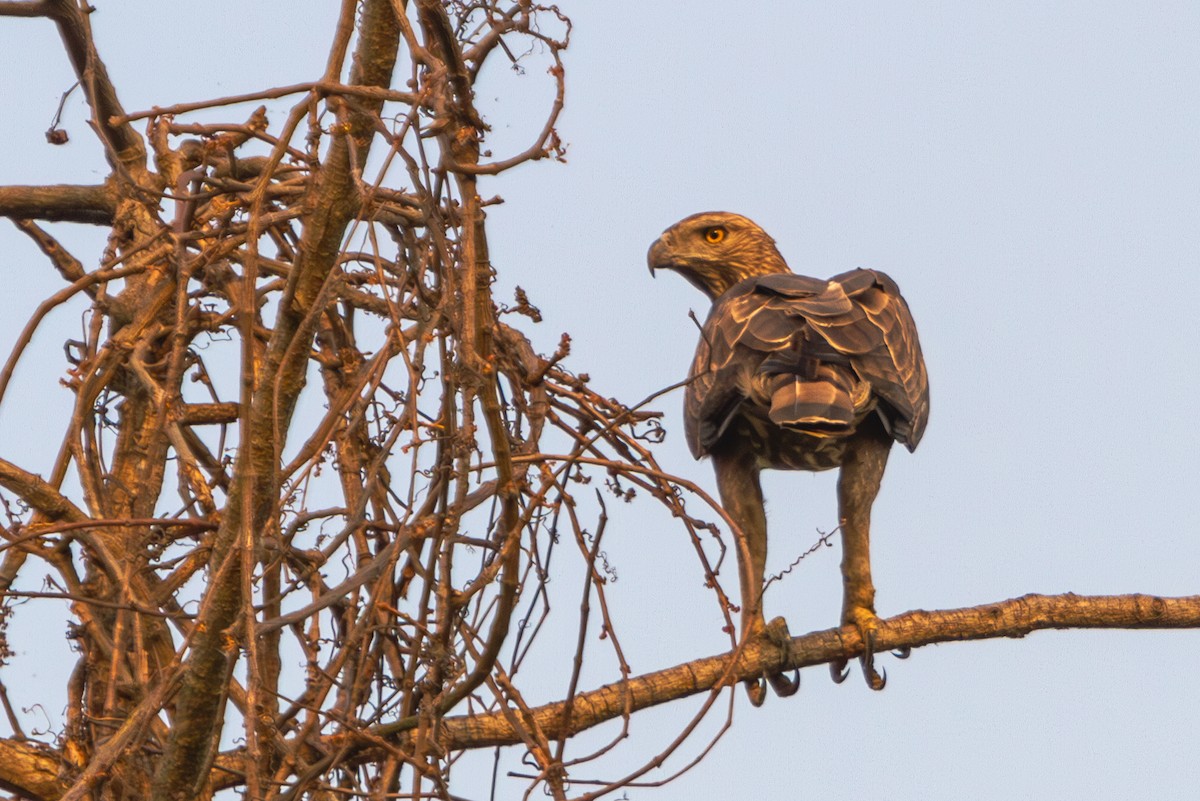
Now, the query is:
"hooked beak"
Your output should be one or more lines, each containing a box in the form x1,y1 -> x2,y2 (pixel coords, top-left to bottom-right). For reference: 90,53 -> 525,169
647,235 -> 671,277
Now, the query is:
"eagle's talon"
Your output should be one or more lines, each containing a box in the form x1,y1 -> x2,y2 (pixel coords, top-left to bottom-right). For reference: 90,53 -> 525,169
744,619 -> 799,703
768,669 -> 800,697
830,659 -> 851,684
858,625 -> 889,690
744,677 -> 768,707
892,645 -> 912,660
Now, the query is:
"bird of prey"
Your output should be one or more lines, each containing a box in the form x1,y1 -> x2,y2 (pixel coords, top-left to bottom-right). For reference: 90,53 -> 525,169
647,211 -> 929,703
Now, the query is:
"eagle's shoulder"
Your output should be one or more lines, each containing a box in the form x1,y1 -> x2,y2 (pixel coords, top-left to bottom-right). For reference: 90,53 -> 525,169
749,273 -> 830,298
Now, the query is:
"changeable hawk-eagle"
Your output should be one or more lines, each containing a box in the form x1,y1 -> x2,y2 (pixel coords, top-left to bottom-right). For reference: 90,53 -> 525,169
648,211 -> 929,702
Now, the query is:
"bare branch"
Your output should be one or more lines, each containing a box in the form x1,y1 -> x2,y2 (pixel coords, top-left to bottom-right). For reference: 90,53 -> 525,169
112,81 -> 419,125
0,1 -> 51,18
12,219 -> 87,283
0,184 -> 116,224
423,592 -> 1200,747
0,456 -> 89,523
205,591 -> 1200,788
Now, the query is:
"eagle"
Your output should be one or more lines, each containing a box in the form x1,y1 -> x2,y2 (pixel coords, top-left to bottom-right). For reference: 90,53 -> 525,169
648,211 -> 929,704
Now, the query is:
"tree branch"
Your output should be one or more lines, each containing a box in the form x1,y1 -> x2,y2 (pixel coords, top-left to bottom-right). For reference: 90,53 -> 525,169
0,1 -> 51,18
110,80 -> 417,125
0,184 -> 116,225
12,219 -> 87,283
0,738 -> 68,801
0,456 -> 89,523
377,592 -> 1200,748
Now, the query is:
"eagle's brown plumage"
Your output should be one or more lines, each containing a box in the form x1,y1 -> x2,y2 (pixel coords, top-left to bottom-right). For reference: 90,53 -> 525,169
648,211 -> 929,701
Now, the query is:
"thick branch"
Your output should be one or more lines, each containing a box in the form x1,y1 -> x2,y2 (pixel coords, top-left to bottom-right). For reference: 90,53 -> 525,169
0,457 -> 89,523
0,2 -> 51,18
0,184 -> 116,225
177,402 -> 240,426
0,738 -> 68,801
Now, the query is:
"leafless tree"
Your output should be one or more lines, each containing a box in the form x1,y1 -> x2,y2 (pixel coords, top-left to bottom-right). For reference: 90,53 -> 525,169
0,3 -> 1197,801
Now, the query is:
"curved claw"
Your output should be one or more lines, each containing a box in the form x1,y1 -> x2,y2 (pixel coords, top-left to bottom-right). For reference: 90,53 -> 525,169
744,677 -> 768,707
892,645 -> 912,660
830,659 -> 851,684
860,627 -> 887,691
768,669 -> 801,698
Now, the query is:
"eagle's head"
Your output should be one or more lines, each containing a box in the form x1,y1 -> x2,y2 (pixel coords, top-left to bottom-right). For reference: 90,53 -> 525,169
647,211 -> 790,300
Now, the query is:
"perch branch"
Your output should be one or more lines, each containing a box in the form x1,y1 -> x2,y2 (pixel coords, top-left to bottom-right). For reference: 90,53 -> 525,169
389,592 -> 1200,748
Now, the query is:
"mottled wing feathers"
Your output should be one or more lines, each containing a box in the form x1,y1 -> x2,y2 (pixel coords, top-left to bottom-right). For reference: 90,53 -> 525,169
685,269 -> 929,459
831,269 -> 929,449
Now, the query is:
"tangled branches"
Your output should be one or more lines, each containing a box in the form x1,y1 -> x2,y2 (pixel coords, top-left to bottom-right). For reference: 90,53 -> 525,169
0,2 -> 750,799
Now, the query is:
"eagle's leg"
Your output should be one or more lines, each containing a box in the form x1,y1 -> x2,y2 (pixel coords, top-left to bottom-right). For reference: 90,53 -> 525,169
711,447 -> 768,638
711,447 -> 797,704
832,414 -> 893,690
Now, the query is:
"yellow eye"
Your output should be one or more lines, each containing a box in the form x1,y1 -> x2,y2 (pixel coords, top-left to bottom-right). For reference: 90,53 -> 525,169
704,227 -> 726,244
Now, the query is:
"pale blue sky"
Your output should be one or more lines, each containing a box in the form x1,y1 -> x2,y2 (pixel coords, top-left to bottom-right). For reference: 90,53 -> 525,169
2,3 -> 1199,799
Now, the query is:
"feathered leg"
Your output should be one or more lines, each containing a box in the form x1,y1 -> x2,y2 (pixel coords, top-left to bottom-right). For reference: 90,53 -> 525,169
831,413 -> 893,689
711,446 -> 798,705
711,446 -> 768,638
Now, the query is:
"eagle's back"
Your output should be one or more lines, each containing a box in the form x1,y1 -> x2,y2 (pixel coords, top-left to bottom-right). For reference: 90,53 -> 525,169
684,269 -> 929,469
